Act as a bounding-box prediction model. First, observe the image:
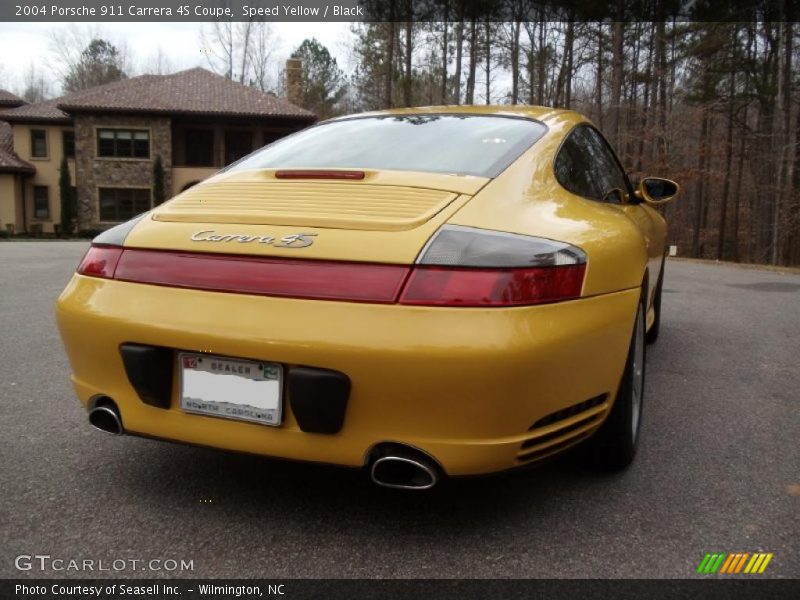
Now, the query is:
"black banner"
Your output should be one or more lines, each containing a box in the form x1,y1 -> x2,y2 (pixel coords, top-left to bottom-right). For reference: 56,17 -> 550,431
2,579 -> 800,600
2,0 -> 798,23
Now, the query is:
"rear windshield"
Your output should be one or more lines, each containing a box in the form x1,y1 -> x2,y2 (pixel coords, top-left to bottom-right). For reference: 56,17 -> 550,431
228,114 -> 548,178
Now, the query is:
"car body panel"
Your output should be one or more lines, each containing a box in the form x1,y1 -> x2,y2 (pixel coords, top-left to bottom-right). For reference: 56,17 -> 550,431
56,274 -> 639,476
55,104 -> 672,476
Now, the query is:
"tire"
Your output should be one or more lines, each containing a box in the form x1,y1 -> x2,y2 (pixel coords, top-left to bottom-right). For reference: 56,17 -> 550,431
645,258 -> 665,344
585,292 -> 646,470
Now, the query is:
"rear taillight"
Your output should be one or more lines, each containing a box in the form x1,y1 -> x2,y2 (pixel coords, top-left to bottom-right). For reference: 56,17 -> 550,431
399,225 -> 586,306
77,246 -> 123,279
75,226 -> 586,307
399,264 -> 586,306
113,250 -> 409,303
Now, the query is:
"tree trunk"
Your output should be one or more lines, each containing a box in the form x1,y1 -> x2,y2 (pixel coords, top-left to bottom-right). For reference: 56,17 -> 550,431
403,21 -> 413,107
609,1 -> 625,147
385,21 -> 395,108
564,17 -> 574,108
484,19 -> 491,104
692,106 -> 710,257
717,30 -> 737,261
440,2 -> 448,104
595,24 -> 604,128
732,108 -> 748,263
536,17 -> 545,105
454,18 -> 463,104
466,17 -> 477,104
510,20 -> 521,104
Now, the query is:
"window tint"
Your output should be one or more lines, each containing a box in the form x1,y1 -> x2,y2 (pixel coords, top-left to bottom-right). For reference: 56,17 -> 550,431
554,130 -> 601,199
555,126 -> 630,203
31,129 -> 47,158
33,186 -> 49,219
97,129 -> 150,159
99,188 -> 151,222
580,127 -> 629,201
229,115 -> 548,178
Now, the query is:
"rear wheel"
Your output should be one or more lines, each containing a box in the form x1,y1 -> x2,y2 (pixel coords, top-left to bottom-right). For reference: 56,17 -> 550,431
586,293 -> 646,470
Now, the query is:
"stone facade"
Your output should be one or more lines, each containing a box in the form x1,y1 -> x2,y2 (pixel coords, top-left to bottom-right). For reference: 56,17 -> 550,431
73,114 -> 172,229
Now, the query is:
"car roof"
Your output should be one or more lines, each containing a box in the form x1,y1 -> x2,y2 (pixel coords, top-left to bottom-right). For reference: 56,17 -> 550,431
327,105 -> 587,126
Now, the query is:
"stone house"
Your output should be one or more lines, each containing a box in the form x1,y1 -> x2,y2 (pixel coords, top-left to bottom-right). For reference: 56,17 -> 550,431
0,67 -> 315,234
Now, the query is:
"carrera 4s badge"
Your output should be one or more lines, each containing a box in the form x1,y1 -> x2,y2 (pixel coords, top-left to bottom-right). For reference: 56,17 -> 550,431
190,230 -> 316,248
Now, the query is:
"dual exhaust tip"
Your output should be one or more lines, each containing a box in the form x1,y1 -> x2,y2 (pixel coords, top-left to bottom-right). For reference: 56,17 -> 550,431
88,399 -> 123,435
369,445 -> 441,490
87,399 -> 440,489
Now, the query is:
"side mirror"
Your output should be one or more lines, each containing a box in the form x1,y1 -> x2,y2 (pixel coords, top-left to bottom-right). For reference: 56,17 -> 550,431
635,177 -> 680,205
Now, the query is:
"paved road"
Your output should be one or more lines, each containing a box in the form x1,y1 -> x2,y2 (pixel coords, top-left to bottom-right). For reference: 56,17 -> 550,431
0,242 -> 798,579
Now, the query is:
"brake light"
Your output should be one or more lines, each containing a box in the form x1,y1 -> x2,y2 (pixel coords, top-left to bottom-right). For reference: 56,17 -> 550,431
399,265 -> 586,306
77,246 -> 123,279
275,170 -> 366,180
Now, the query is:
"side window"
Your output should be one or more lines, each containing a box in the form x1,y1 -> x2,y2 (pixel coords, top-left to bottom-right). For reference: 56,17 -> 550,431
580,127 -> 630,203
554,126 -> 630,203
554,130 -> 602,200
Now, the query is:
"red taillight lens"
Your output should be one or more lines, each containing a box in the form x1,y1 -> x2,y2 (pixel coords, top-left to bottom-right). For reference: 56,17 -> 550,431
77,246 -> 123,279
113,250 -> 409,303
399,265 -> 586,307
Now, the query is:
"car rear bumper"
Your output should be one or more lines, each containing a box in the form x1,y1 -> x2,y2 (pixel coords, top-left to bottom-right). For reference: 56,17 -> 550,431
56,275 -> 639,476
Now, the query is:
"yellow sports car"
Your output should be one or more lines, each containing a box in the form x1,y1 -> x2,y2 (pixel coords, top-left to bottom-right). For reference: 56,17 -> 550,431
56,106 -> 678,489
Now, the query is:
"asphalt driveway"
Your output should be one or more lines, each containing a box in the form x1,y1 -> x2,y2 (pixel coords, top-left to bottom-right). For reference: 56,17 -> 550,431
0,242 -> 797,579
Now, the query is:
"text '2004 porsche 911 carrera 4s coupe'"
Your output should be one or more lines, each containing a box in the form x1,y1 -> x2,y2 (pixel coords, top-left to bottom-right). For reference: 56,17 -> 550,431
56,106 -> 679,489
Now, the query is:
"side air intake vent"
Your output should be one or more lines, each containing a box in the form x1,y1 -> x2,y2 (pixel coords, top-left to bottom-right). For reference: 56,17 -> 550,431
517,394 -> 609,463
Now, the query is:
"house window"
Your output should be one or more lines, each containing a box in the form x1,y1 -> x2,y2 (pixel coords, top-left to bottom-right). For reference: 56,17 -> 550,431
225,130 -> 253,164
99,187 -> 151,222
97,129 -> 150,159
31,129 -> 48,158
63,130 -> 75,158
185,129 -> 215,166
33,186 -> 50,219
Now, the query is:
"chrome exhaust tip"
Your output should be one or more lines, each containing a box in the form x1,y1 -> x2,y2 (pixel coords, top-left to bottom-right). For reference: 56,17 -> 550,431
88,403 -> 123,435
370,454 -> 439,490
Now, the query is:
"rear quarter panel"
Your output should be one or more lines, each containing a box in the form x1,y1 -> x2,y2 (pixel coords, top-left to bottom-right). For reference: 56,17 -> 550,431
447,112 -> 649,297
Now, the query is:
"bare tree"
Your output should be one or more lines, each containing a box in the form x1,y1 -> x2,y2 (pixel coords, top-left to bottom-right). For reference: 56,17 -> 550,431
49,24 -> 131,88
249,23 -> 278,91
141,46 -> 173,75
199,7 -> 256,83
21,62 -> 51,102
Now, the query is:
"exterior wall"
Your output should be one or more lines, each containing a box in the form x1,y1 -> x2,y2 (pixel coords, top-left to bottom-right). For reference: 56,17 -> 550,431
172,167 -> 216,195
12,123 -> 76,233
0,174 -> 17,232
73,114 -> 172,229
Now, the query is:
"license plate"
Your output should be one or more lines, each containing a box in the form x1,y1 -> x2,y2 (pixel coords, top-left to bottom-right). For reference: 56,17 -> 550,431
179,353 -> 282,426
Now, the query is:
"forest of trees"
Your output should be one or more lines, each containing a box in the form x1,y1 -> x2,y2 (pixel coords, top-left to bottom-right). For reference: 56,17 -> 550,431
342,16 -> 800,267
6,4 -> 799,266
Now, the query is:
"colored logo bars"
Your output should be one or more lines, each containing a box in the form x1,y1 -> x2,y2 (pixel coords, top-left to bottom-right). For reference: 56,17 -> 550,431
696,552 -> 773,574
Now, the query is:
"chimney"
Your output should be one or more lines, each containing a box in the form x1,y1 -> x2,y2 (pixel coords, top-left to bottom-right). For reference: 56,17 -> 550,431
285,58 -> 302,107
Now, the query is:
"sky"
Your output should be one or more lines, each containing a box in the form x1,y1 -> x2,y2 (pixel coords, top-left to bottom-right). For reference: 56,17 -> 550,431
0,21 -> 355,97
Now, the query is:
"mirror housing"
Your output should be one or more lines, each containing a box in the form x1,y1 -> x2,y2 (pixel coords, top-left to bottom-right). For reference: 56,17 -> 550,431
635,177 -> 680,205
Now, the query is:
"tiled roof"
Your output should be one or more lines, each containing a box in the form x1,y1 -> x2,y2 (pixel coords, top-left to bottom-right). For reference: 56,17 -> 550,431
61,67 -> 315,119
0,121 -> 35,174
0,89 -> 26,108
2,68 -> 315,123
0,98 -> 71,123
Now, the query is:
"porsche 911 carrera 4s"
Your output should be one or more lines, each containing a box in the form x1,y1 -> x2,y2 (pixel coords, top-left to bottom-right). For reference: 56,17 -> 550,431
55,106 -> 679,489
